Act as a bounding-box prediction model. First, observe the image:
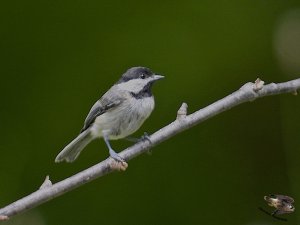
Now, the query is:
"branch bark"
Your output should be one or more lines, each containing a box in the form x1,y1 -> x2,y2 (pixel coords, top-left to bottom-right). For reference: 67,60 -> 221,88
0,78 -> 299,219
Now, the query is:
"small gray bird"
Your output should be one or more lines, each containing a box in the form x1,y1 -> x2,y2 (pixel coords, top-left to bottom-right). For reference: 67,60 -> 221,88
55,66 -> 164,163
264,194 -> 295,215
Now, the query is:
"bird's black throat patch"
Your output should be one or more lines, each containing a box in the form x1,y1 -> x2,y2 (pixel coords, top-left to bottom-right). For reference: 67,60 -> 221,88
130,82 -> 153,99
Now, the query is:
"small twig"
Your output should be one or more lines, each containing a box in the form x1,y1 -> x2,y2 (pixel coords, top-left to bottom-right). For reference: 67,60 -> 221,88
176,102 -> 188,120
39,176 -> 52,190
0,78 -> 299,219
253,78 -> 265,91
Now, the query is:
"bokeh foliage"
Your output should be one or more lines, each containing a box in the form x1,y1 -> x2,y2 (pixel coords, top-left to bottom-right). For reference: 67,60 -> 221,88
1,0 -> 300,224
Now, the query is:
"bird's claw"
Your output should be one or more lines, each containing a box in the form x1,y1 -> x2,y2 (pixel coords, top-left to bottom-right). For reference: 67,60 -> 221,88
110,150 -> 125,162
141,132 -> 152,155
141,132 -> 151,143
109,150 -> 128,171
125,132 -> 151,144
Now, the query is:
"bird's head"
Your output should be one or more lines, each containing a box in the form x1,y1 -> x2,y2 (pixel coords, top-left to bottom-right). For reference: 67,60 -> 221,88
116,67 -> 164,96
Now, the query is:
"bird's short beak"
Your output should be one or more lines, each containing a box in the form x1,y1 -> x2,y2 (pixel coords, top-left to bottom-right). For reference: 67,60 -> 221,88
152,74 -> 165,81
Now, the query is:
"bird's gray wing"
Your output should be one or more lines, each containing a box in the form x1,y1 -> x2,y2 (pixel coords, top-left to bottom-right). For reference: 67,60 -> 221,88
276,195 -> 294,204
80,86 -> 124,133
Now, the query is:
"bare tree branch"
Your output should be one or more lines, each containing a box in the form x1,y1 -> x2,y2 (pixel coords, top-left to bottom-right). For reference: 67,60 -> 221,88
0,78 -> 299,219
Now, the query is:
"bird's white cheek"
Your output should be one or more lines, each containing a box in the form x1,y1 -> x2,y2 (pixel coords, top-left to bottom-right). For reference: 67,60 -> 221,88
117,78 -> 151,93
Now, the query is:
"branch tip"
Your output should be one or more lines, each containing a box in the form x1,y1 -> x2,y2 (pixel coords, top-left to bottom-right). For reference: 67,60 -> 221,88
177,102 -> 188,120
39,175 -> 52,190
253,78 -> 265,91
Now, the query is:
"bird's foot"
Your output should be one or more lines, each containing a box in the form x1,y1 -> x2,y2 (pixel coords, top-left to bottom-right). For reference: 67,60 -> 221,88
126,132 -> 151,143
125,137 -> 140,142
141,132 -> 153,155
124,133 -> 152,155
109,149 -> 128,171
140,132 -> 151,143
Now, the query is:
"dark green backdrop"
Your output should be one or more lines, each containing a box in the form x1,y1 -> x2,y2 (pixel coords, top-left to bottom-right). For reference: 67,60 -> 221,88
1,1 -> 300,224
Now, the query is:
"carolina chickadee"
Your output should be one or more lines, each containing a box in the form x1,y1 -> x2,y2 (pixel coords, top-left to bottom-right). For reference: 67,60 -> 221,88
264,194 -> 295,215
55,66 -> 164,163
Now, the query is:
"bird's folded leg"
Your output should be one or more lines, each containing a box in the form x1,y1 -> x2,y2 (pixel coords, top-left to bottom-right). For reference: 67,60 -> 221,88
102,131 -> 127,170
141,132 -> 151,143
125,132 -> 151,143
125,132 -> 152,155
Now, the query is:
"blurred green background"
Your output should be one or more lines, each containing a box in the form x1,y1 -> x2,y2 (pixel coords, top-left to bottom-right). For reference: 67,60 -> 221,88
1,0 -> 300,224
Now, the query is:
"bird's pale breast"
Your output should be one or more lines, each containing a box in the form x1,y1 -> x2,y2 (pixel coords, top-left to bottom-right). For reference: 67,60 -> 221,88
91,96 -> 155,139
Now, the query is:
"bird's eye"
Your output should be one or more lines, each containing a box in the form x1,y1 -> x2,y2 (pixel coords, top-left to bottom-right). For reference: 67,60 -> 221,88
140,74 -> 146,79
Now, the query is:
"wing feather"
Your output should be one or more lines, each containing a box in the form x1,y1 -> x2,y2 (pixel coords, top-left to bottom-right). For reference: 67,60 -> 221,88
80,86 -> 124,132
276,195 -> 294,204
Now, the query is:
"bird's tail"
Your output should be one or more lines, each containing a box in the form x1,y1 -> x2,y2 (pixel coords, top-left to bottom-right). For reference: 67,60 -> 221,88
55,129 -> 94,163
